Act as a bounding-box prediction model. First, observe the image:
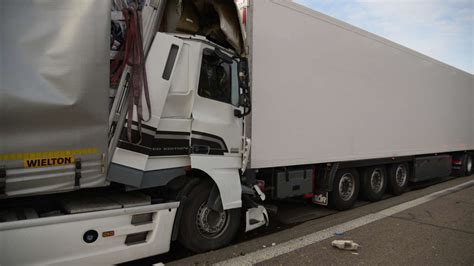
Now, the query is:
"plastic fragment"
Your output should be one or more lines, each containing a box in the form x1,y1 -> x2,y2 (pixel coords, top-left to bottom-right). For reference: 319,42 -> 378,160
331,240 -> 360,251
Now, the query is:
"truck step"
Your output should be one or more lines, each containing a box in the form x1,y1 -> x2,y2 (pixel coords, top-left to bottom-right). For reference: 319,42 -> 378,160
61,191 -> 152,214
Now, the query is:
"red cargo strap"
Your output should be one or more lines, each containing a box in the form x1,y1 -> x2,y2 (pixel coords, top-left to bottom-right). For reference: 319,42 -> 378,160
110,3 -> 151,144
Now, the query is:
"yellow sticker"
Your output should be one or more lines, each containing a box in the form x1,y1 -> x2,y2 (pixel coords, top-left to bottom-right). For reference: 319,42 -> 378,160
24,156 -> 75,168
0,148 -> 97,161
0,148 -> 98,168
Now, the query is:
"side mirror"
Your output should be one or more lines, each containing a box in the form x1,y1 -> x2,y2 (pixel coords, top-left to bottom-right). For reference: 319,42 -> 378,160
239,92 -> 250,108
238,59 -> 249,88
238,58 -> 251,117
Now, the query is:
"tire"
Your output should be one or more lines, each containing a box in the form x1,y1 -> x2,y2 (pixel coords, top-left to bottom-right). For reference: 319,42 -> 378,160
329,168 -> 360,211
462,154 -> 473,177
388,163 -> 409,196
178,182 -> 241,253
452,154 -> 472,177
360,165 -> 387,202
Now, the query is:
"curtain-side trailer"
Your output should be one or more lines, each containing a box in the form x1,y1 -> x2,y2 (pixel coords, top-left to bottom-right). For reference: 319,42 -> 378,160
0,0 -> 472,264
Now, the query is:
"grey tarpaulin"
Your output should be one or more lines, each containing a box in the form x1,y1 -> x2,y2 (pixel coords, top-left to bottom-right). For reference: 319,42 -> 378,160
0,0 -> 111,197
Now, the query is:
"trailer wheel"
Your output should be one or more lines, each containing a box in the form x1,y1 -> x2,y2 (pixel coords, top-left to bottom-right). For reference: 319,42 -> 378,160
360,166 -> 387,202
452,154 -> 473,177
388,163 -> 409,195
461,154 -> 473,177
329,168 -> 359,210
465,155 -> 473,176
178,182 -> 241,253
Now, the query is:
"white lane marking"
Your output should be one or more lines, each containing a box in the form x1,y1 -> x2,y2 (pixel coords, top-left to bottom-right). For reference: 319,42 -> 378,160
216,179 -> 474,265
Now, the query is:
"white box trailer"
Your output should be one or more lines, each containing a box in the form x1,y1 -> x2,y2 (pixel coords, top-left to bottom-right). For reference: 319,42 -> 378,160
247,0 -> 474,169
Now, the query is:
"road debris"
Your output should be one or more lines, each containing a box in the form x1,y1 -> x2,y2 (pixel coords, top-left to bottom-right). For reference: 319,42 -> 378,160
331,240 -> 360,251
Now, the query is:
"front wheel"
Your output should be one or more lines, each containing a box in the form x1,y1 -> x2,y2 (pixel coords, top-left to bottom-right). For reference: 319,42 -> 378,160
178,182 -> 241,253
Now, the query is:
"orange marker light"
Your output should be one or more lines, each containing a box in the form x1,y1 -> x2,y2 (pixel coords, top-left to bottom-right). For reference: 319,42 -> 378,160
102,231 -> 115,237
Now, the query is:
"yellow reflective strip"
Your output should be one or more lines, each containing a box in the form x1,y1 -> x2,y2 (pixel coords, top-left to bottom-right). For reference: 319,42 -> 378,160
0,148 -> 99,161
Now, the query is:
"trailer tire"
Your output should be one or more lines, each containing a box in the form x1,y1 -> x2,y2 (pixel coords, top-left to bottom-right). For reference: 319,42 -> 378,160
388,163 -> 409,196
329,168 -> 359,211
178,182 -> 241,253
360,166 -> 387,202
462,154 -> 473,177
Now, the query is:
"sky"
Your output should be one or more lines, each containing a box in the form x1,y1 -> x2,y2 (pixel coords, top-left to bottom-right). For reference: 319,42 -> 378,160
295,0 -> 473,74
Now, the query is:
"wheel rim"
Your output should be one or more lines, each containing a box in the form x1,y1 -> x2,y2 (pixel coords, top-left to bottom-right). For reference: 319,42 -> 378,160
395,165 -> 407,187
339,173 -> 355,201
467,156 -> 472,173
370,168 -> 384,193
196,203 -> 230,239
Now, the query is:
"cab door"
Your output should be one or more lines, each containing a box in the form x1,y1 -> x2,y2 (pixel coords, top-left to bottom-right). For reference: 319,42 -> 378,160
191,48 -> 243,157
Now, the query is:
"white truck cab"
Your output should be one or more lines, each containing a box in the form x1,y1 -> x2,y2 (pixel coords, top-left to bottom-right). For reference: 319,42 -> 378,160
108,32 -> 263,253
109,32 -> 255,206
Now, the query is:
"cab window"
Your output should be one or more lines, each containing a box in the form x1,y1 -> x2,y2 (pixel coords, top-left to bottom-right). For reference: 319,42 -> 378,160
198,49 -> 238,106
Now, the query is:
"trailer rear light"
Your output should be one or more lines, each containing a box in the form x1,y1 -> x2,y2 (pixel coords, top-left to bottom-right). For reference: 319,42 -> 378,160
303,193 -> 314,199
452,159 -> 462,165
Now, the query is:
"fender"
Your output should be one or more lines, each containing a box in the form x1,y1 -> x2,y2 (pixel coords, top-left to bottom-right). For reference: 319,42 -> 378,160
190,154 -> 242,210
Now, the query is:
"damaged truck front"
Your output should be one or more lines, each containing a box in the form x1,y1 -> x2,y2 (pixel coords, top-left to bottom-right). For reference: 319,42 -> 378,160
1,0 -> 266,265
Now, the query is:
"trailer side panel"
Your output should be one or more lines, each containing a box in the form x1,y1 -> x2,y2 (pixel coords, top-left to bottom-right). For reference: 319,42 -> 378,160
249,0 -> 473,168
0,0 -> 110,196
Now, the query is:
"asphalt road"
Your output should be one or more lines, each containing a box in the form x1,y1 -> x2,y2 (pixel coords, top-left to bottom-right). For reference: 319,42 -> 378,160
258,180 -> 474,265
129,175 -> 474,265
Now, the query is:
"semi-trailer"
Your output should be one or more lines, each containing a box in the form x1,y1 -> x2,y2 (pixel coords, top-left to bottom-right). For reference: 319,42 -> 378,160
0,0 -> 472,264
